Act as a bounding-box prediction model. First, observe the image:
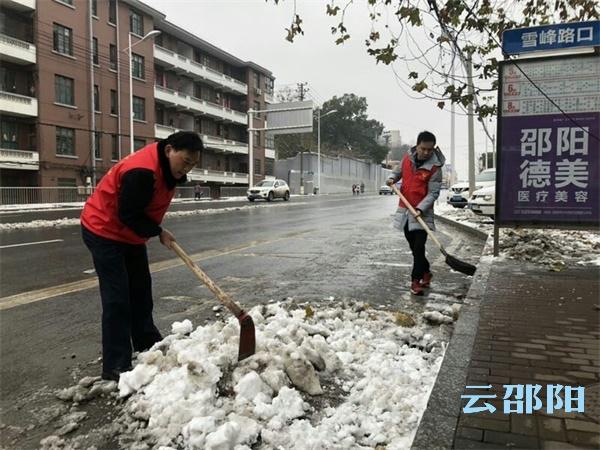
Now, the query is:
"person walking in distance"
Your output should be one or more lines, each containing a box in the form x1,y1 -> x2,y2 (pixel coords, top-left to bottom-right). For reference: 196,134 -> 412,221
81,131 -> 203,380
386,131 -> 445,296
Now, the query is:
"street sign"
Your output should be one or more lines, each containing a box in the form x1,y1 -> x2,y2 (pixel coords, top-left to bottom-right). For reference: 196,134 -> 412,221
502,21 -> 600,55
496,54 -> 600,227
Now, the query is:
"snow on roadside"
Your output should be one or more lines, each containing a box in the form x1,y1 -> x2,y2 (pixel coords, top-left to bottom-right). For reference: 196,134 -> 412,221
49,302 -> 450,450
0,202 -> 308,231
437,206 -> 600,269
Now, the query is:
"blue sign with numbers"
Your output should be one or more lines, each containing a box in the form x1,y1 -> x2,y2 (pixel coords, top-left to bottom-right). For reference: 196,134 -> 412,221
502,21 -> 600,55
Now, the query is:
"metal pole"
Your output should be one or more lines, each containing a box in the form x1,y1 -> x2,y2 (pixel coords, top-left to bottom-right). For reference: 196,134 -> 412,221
89,0 -> 96,186
128,33 -> 134,154
317,108 -> 321,193
248,109 -> 254,188
492,133 -> 496,169
450,65 -> 455,183
466,57 -> 476,195
116,0 -> 122,160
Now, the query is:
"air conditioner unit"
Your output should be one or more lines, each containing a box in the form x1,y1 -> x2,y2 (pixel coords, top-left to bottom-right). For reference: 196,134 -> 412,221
254,88 -> 262,95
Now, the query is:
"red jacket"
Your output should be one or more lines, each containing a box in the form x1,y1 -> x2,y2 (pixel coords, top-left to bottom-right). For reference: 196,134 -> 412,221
398,152 -> 439,209
81,143 -> 175,244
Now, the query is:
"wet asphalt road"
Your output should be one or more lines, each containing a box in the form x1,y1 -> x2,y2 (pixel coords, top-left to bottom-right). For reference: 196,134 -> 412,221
0,194 -> 485,449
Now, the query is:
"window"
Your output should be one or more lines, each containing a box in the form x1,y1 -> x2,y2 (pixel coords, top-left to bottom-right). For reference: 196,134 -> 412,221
132,96 -> 145,121
53,24 -> 73,56
266,133 -> 274,149
131,53 -> 144,79
253,72 -> 260,89
56,127 -> 75,156
91,0 -> 97,16
108,0 -> 116,24
130,10 -> 143,36
55,75 -> 74,105
57,0 -> 73,5
265,158 -> 274,176
253,101 -> 261,118
94,85 -> 100,112
266,77 -> 274,95
94,131 -> 101,159
133,138 -> 145,151
109,44 -> 117,70
254,158 -> 261,175
92,38 -> 99,65
253,130 -> 259,147
1,120 -> 18,149
111,134 -> 119,160
110,90 -> 118,115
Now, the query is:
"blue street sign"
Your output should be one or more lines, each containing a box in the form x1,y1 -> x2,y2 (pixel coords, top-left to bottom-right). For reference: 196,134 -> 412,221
502,21 -> 600,55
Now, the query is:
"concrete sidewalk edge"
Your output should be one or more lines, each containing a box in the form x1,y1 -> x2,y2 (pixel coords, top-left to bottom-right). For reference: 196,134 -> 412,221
411,229 -> 495,450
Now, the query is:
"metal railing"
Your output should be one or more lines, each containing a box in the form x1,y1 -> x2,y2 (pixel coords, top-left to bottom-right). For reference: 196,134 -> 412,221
173,186 -> 211,200
0,187 -> 93,205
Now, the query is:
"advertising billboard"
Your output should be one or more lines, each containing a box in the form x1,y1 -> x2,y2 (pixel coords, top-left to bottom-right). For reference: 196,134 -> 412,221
497,54 -> 599,226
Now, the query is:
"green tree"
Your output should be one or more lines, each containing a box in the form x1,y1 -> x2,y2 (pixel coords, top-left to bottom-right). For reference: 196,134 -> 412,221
269,0 -> 598,122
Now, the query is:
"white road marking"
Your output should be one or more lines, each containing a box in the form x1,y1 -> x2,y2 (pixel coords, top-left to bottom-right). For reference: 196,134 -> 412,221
0,239 -> 63,249
83,269 -> 96,274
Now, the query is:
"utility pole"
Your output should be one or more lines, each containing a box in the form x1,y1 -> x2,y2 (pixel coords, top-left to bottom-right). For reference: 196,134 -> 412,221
88,0 -> 96,188
450,65 -> 456,184
297,82 -> 308,101
466,57 -> 476,196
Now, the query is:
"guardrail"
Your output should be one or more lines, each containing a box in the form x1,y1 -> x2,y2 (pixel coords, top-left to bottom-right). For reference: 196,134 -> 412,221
220,186 -> 247,198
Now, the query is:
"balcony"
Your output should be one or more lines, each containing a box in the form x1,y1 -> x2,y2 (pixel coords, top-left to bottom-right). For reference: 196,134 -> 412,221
0,148 -> 39,170
155,85 -> 247,125
154,45 -> 248,95
154,124 -> 248,155
3,0 -> 35,11
0,91 -> 37,117
0,34 -> 36,65
188,168 -> 248,184
265,92 -> 275,104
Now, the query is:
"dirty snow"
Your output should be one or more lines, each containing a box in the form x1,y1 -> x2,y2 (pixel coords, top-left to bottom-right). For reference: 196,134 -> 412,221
48,303 -> 450,450
437,204 -> 600,269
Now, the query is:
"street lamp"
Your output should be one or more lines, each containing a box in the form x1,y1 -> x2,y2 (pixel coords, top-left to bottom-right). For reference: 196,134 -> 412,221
316,109 -> 337,193
123,30 -> 161,153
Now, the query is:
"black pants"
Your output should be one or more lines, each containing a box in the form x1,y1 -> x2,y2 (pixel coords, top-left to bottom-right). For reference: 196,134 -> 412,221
82,226 -> 162,373
404,223 -> 430,280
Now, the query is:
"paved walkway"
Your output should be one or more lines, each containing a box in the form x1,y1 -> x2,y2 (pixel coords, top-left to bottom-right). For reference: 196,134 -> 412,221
413,231 -> 599,450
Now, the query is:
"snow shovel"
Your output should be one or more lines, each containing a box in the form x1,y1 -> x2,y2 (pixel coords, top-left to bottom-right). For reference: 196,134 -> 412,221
390,184 -> 476,276
171,242 -> 256,361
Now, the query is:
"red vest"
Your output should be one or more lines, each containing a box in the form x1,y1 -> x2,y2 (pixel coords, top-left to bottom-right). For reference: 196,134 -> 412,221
399,153 -> 438,209
81,143 -> 175,244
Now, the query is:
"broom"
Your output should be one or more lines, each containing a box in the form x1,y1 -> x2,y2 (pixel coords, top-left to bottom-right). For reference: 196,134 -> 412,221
391,184 -> 476,276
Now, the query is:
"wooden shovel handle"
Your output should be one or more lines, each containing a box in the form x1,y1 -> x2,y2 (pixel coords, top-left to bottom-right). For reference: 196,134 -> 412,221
171,242 -> 243,317
390,184 -> 445,252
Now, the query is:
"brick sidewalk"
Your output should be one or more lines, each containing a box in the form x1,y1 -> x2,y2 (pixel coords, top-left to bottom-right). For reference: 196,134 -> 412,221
454,262 -> 600,449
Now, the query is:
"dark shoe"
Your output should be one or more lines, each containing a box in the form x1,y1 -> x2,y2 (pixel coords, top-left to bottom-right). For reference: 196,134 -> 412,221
410,279 -> 424,296
101,366 -> 132,381
421,272 -> 433,288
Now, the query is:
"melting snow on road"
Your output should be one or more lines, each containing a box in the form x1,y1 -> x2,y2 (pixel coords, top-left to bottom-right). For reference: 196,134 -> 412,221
49,303 -> 446,450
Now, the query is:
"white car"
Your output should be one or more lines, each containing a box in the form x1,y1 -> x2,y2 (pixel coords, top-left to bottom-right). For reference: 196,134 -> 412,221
447,168 -> 495,208
468,185 -> 495,218
247,179 -> 290,202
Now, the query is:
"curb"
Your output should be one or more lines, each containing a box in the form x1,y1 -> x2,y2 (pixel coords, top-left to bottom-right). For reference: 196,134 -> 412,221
411,219 -> 495,450
435,213 -> 489,240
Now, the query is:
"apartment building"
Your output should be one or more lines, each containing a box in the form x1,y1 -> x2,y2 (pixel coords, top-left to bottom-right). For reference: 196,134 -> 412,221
0,0 -> 275,191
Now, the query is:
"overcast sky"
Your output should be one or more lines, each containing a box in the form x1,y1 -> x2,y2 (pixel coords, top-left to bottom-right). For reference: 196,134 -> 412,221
143,0 -> 493,179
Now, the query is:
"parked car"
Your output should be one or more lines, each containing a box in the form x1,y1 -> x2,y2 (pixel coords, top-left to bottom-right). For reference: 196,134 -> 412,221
447,168 -> 495,208
247,179 -> 290,202
379,185 -> 393,195
468,185 -> 495,218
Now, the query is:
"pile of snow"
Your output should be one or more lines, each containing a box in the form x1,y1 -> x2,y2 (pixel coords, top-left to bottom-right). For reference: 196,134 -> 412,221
437,207 -> 600,269
56,303 -> 445,450
498,228 -> 600,270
